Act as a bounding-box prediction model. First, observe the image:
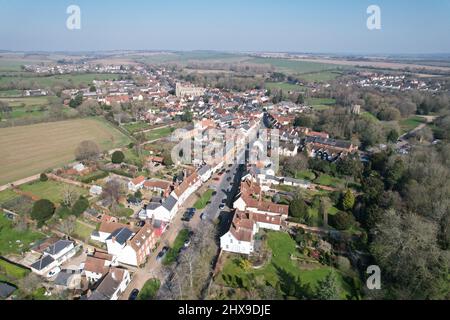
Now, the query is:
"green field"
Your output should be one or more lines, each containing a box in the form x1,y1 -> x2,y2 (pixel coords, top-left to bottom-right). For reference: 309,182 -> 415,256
0,214 -> 44,256
400,116 -> 426,134
0,189 -> 20,204
265,82 -> 305,92
145,127 -> 175,141
193,189 -> 214,210
122,122 -> 153,134
295,170 -> 317,181
0,118 -> 131,185
163,229 -> 190,266
19,180 -> 87,204
314,174 -> 344,188
0,73 -> 119,88
299,71 -> 343,82
217,232 -> 353,299
361,111 -> 380,123
250,57 -> 345,75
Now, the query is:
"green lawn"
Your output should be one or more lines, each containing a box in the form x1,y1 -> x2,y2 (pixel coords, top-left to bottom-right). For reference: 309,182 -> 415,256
19,180 -> 87,204
163,229 -> 190,266
295,170 -> 316,181
361,111 -> 380,123
72,220 -> 95,241
137,279 -> 161,300
145,127 -> 175,141
400,116 -> 426,134
314,174 -> 344,188
0,258 -> 30,282
193,189 -> 214,210
0,189 -> 20,204
0,214 -> 44,256
217,232 -> 353,299
122,122 -> 153,134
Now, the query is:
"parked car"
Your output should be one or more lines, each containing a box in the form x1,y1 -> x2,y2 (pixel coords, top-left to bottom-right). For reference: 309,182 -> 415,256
46,267 -> 61,278
200,213 -> 207,220
129,289 -> 139,300
136,220 -> 145,227
184,239 -> 191,248
219,204 -> 226,210
156,247 -> 169,262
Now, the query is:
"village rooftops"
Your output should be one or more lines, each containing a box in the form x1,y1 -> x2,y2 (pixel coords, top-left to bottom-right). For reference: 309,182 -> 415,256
87,268 -> 127,300
130,176 -> 146,186
106,228 -> 134,245
44,240 -> 73,256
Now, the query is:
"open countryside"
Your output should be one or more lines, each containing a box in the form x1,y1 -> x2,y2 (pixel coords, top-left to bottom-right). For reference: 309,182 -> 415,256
0,118 -> 130,185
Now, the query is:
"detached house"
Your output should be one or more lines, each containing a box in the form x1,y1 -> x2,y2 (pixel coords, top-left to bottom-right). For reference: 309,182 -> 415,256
220,210 -> 284,255
30,240 -> 77,276
84,251 -> 118,284
87,268 -> 131,300
128,176 -> 146,192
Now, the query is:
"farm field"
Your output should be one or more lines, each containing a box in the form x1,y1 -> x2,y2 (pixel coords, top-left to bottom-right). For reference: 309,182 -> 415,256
265,82 -> 305,92
0,73 -> 119,88
299,71 -> 343,82
249,57 -> 346,75
0,118 -> 131,185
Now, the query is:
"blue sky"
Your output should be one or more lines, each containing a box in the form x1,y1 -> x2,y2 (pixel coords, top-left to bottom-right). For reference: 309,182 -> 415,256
0,0 -> 449,54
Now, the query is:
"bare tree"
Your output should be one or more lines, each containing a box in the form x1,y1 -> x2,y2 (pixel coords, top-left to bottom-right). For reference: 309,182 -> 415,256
101,179 -> 125,205
62,185 -> 79,208
59,215 -> 76,236
75,140 -> 101,161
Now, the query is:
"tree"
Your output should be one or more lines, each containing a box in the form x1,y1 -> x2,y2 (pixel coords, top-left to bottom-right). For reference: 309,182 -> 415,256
71,196 -> 89,216
69,93 -> 83,108
134,190 -> 143,200
330,211 -> 355,230
75,140 -> 100,161
89,85 -> 97,92
181,111 -> 193,123
371,210 -> 448,299
111,150 -> 125,164
315,272 -> 340,300
59,216 -> 76,235
289,193 -> 309,223
342,190 -> 355,211
31,199 -> 55,226
101,179 -> 125,205
62,185 -> 79,208
296,93 -> 305,105
319,197 -> 331,227
39,173 -> 48,182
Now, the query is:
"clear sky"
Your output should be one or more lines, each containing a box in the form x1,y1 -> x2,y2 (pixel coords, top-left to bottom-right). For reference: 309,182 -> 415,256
0,0 -> 449,54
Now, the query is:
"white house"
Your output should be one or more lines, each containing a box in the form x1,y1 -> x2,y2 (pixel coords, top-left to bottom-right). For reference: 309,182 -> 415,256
87,268 -> 131,300
90,217 -> 130,243
146,195 -> 179,222
197,165 -> 212,183
220,211 -> 283,255
128,176 -> 146,192
30,240 -> 77,276
84,251 -> 118,284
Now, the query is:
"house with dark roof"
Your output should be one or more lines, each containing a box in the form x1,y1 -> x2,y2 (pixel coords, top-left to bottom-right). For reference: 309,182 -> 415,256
30,240 -> 76,276
0,282 -> 17,299
87,268 -> 131,300
105,224 -> 159,267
